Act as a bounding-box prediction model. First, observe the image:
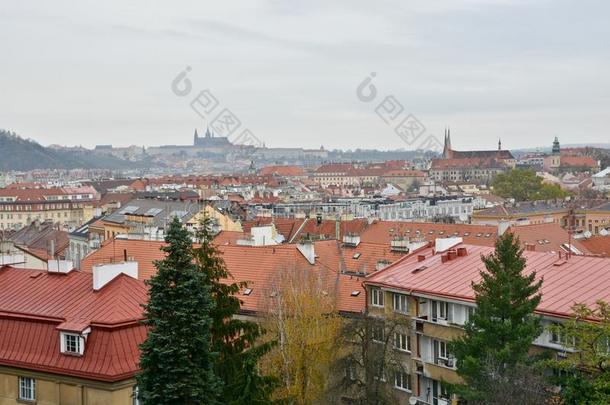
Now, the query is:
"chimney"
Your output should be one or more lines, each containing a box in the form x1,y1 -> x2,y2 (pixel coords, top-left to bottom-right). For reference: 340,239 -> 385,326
457,247 -> 468,257
417,254 -> 426,262
48,260 -> 73,273
441,254 -> 449,263
497,220 -> 510,236
297,241 -> 316,265
92,261 -> 138,290
447,250 -> 457,260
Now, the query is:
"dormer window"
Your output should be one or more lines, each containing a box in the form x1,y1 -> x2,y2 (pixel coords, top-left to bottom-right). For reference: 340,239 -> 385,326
60,332 -> 85,355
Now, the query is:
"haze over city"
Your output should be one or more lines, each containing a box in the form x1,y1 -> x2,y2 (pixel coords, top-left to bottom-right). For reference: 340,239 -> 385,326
2,0 -> 610,150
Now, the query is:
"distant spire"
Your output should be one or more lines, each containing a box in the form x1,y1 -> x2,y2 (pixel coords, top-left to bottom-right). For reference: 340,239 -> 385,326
205,126 -> 212,138
442,126 -> 452,159
193,129 -> 199,145
498,138 -> 502,151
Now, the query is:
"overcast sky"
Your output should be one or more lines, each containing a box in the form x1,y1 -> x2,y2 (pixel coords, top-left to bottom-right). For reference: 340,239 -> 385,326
1,0 -> 609,151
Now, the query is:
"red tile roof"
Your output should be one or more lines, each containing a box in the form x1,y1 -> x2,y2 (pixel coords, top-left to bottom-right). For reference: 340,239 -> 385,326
509,223 -> 591,254
242,218 -> 306,242
259,165 -> 306,177
359,221 -> 499,247
365,243 -> 610,319
560,155 -> 598,168
580,236 -> 610,256
0,267 -> 146,382
81,239 -> 366,315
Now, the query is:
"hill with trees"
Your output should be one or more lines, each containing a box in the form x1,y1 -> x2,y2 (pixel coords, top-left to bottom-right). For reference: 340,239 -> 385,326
0,129 -> 147,170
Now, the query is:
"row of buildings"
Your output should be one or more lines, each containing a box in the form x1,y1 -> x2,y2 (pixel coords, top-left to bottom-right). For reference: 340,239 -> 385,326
1,216 -> 609,404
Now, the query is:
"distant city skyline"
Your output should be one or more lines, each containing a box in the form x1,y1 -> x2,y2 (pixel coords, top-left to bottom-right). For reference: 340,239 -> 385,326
2,0 -> 609,151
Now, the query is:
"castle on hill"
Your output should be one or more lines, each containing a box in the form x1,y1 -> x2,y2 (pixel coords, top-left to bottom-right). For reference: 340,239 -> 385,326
193,127 -> 231,147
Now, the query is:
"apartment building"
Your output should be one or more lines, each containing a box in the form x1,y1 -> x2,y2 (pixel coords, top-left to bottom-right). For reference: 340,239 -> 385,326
0,186 -> 98,231
0,262 -> 145,404
362,239 -> 610,405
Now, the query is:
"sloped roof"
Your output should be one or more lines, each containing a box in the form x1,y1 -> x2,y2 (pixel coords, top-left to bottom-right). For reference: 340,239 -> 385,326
359,221 -> 498,247
259,165 -> 306,177
0,267 -> 146,381
80,239 -> 366,315
580,236 -> 610,256
365,243 -> 610,319
509,222 -> 591,254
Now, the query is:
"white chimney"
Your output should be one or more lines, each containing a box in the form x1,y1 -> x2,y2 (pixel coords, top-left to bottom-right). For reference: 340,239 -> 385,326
497,220 -> 511,236
93,261 -> 138,290
297,242 -> 316,265
48,260 -> 73,273
435,237 -> 463,253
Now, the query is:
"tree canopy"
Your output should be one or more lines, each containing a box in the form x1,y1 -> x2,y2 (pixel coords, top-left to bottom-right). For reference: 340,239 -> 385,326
492,168 -> 570,201
138,217 -> 221,405
450,232 -> 545,402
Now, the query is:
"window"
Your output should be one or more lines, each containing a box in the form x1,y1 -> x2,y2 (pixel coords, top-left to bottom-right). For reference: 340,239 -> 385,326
18,377 -> 35,401
371,288 -> 384,307
394,332 -> 411,352
431,300 -> 451,322
394,370 -> 411,391
61,332 -> 84,355
372,324 -> 385,343
393,293 -> 408,314
433,339 -> 455,368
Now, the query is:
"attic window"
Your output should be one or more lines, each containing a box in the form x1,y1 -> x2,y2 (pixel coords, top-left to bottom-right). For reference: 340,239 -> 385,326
428,230 -> 435,235
537,240 -> 544,245
543,239 -> 550,244
438,231 -> 445,235
243,288 -> 253,296
476,233 -> 483,237
269,291 -> 278,298
351,290 -> 361,297
60,332 -> 84,355
464,232 -> 470,236
411,266 -> 428,274
485,233 -> 492,238
352,253 -> 361,259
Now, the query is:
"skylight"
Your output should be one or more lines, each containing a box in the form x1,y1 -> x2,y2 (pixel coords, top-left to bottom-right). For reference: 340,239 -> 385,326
243,288 -> 253,296
352,253 -> 361,259
351,290 -> 361,297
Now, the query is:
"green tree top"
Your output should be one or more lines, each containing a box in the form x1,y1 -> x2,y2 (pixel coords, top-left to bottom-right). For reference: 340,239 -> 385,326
138,217 -> 221,405
492,168 -> 569,201
193,215 -> 276,404
451,232 -> 544,401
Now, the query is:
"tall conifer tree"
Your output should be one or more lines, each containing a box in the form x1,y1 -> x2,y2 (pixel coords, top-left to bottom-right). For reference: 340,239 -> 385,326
138,217 -> 221,405
193,215 -> 276,404
451,232 -> 544,401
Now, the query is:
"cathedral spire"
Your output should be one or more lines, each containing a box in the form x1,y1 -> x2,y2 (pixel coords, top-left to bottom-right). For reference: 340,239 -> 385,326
193,129 -> 199,145
498,138 -> 502,151
442,126 -> 452,159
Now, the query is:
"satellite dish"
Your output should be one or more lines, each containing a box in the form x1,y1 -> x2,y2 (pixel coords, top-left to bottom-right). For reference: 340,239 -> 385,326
600,229 -> 609,236
409,397 -> 418,405
583,231 -> 592,239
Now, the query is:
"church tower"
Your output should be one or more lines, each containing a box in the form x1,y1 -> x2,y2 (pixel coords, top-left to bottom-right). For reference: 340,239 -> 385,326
498,138 -> 502,151
442,127 -> 452,159
193,129 -> 199,146
552,136 -> 560,155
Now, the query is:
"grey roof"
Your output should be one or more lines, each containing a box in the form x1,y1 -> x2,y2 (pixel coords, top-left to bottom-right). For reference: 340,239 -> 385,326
69,216 -> 101,238
102,198 -> 202,228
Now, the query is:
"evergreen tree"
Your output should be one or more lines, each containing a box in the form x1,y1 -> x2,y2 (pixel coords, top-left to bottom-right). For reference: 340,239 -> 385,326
138,217 -> 221,405
450,232 -> 544,402
193,215 -> 277,404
